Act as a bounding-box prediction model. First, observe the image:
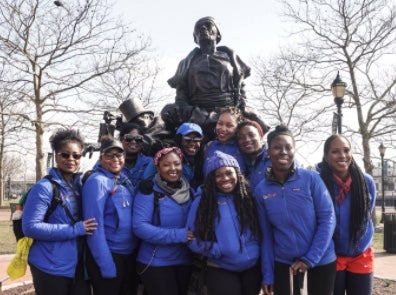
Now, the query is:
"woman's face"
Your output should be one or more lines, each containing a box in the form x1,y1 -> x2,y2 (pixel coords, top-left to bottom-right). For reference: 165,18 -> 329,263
55,142 -> 82,176
237,125 -> 263,156
215,166 -> 238,193
268,135 -> 295,173
216,112 -> 238,143
100,148 -> 125,174
157,152 -> 183,183
180,132 -> 202,156
122,129 -> 143,155
324,136 -> 352,179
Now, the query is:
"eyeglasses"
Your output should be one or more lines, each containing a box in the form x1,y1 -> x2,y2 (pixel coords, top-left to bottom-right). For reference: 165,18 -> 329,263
183,136 -> 203,143
57,152 -> 82,160
102,152 -> 125,160
123,135 -> 143,143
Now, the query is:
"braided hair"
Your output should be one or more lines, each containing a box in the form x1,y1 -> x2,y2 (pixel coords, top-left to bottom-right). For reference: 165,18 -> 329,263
319,135 -> 370,248
194,167 -> 261,250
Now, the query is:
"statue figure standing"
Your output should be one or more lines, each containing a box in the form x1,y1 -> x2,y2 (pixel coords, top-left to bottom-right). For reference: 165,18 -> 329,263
162,16 -> 251,140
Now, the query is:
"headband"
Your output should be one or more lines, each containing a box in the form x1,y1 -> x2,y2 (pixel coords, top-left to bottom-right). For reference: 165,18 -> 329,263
153,147 -> 183,166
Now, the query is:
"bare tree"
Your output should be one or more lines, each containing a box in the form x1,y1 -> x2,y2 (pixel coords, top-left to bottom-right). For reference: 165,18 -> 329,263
0,0 -> 152,180
254,0 -> 396,174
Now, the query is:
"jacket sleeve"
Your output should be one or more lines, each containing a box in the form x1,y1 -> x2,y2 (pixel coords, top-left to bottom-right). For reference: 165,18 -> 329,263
254,187 -> 275,285
133,192 -> 188,244
22,180 -> 86,241
301,173 -> 336,267
142,161 -> 156,181
83,175 -> 116,278
185,196 -> 222,259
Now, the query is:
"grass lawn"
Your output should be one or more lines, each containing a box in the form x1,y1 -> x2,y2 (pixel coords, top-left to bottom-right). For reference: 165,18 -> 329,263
0,220 -> 16,254
373,231 -> 384,251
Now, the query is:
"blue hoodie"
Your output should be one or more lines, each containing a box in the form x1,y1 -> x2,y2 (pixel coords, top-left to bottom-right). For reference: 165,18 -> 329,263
254,167 -> 336,285
22,168 -> 86,278
133,182 -> 192,267
186,192 -> 260,272
82,167 -> 137,278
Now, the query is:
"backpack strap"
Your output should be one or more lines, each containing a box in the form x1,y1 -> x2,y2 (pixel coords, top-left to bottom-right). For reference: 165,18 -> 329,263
43,175 -> 77,225
153,191 -> 165,226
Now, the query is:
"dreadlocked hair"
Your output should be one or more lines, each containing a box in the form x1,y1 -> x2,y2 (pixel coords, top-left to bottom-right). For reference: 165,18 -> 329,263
320,135 -> 371,248
194,168 -> 261,251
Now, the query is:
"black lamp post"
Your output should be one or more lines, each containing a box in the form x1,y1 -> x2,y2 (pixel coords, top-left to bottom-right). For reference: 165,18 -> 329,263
379,142 -> 386,223
331,72 -> 347,134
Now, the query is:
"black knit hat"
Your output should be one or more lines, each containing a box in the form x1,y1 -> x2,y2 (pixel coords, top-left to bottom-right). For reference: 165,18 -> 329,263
206,151 -> 239,176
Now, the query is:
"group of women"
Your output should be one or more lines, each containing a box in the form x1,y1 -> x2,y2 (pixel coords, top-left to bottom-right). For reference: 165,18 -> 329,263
22,106 -> 376,295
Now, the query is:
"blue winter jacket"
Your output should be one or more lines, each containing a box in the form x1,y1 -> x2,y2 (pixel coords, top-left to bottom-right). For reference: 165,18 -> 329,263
203,139 -> 246,176
329,173 -> 376,256
254,167 -> 336,285
82,167 -> 137,278
121,152 -> 153,188
186,192 -> 260,272
22,168 -> 86,278
133,182 -> 192,267
243,145 -> 271,188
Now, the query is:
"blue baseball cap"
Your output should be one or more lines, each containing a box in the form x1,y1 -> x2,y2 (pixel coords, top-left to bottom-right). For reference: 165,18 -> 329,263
176,123 -> 203,137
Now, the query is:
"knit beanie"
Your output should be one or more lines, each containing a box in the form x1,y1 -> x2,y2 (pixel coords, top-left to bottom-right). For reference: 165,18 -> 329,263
206,151 -> 240,176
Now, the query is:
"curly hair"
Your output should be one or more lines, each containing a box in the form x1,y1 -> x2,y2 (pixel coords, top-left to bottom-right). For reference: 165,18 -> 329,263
194,168 -> 261,251
319,134 -> 370,248
218,106 -> 244,125
50,128 -> 84,153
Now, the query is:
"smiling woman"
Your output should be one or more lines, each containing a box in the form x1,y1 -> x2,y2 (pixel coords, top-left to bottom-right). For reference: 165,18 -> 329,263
133,147 -> 194,295
254,125 -> 337,295
22,128 -> 95,295
82,136 -> 138,294
186,150 -> 261,295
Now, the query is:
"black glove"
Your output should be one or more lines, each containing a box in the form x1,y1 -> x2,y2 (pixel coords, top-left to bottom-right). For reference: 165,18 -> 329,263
139,179 -> 153,195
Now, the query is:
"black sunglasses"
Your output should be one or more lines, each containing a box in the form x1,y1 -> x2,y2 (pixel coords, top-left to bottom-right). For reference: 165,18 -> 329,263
183,136 -> 203,143
123,135 -> 143,143
57,152 -> 82,160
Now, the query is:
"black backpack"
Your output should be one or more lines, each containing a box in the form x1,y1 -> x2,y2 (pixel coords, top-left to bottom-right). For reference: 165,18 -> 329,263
12,175 -> 76,241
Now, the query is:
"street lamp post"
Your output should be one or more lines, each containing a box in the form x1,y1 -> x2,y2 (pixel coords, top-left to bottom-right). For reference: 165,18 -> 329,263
379,142 -> 386,223
331,71 -> 347,134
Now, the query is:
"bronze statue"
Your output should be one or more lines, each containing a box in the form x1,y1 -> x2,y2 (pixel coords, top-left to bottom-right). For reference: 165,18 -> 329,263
162,16 -> 251,140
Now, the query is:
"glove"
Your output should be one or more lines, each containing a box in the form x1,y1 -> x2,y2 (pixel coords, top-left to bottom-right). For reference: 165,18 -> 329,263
139,180 -> 153,195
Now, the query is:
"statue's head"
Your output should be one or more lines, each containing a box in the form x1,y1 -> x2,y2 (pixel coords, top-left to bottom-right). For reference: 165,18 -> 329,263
193,16 -> 221,45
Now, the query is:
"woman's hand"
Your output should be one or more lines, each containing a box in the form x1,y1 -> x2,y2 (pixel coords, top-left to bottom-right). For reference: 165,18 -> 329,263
187,230 -> 195,243
290,260 -> 308,275
262,284 -> 273,295
83,218 -> 98,236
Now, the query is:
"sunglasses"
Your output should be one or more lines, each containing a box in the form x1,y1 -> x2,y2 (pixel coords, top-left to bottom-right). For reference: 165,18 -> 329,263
123,135 -> 143,143
102,152 -> 125,160
57,152 -> 82,160
183,136 -> 203,143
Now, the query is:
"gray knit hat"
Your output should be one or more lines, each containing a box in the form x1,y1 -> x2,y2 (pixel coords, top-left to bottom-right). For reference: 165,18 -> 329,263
206,151 -> 239,176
